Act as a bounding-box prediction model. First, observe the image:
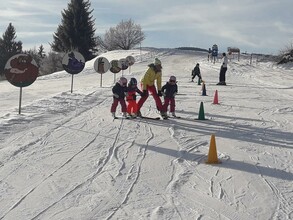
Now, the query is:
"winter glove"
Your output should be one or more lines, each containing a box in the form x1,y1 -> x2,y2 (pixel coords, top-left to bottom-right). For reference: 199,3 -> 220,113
161,91 -> 166,97
124,92 -> 128,96
142,90 -> 147,97
173,92 -> 177,97
113,93 -> 119,98
157,90 -> 162,97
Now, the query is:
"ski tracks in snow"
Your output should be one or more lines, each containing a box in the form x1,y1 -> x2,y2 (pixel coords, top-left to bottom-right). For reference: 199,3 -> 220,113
90,118 -> 157,219
0,90 -> 117,219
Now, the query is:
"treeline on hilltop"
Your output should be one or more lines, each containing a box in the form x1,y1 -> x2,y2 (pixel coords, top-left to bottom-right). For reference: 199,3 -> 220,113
176,47 -> 208,52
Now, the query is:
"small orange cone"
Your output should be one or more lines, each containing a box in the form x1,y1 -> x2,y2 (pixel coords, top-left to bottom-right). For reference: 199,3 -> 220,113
206,134 -> 221,164
213,90 -> 219,104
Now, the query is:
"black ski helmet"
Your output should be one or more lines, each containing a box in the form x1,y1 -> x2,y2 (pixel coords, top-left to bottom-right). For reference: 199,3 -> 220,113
129,77 -> 137,86
169,75 -> 176,82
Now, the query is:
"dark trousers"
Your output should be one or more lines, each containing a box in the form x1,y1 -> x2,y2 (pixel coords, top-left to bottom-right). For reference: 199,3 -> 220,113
192,74 -> 202,80
219,67 -> 227,82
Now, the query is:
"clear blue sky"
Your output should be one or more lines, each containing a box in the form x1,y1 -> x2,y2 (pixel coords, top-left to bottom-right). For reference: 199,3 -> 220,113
0,0 -> 292,55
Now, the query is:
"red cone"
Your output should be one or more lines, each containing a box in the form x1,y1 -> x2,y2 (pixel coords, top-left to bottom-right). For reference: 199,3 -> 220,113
213,90 -> 219,104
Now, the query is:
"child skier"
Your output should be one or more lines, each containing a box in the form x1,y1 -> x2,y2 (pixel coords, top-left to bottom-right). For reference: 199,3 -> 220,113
110,77 -> 128,118
191,63 -> 202,82
161,75 -> 178,118
126,77 -> 143,117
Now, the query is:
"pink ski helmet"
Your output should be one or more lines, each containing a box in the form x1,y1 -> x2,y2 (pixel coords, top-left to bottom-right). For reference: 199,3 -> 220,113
119,77 -> 127,86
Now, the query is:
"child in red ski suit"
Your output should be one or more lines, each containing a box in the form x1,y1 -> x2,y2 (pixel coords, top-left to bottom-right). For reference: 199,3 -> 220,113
126,78 -> 143,117
161,76 -> 178,117
110,77 -> 128,118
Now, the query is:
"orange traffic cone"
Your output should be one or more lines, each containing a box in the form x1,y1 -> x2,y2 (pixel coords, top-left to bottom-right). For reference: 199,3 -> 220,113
206,134 -> 221,164
213,90 -> 219,104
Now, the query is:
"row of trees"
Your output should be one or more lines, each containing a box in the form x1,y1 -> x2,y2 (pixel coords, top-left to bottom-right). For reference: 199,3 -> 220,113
0,0 -> 145,77
277,42 -> 293,64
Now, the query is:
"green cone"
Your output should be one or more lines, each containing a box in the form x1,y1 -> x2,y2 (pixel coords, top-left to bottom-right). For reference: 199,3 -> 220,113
197,78 -> 201,85
198,102 -> 205,120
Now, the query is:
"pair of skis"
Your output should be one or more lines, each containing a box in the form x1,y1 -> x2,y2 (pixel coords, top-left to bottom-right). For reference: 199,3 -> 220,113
113,115 -> 181,121
113,115 -> 160,120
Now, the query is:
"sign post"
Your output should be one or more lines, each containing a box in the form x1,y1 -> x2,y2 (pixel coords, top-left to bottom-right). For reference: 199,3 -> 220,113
62,51 -> 85,93
119,58 -> 129,77
94,57 -> 110,87
126,56 -> 135,74
110,60 -> 122,83
4,54 -> 39,114
19,87 -> 22,114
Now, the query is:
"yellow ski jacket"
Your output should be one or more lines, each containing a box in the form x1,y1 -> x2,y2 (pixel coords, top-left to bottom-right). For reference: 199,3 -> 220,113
141,64 -> 162,91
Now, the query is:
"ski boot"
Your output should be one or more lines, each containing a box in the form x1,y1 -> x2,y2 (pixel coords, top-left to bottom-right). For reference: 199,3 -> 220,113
137,110 -> 142,118
122,112 -> 128,118
160,111 -> 168,119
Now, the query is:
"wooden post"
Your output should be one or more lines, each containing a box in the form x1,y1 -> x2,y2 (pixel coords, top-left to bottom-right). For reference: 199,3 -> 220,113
19,87 -> 23,114
71,74 -> 74,93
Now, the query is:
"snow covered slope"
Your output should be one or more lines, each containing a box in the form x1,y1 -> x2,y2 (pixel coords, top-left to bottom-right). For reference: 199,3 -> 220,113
0,48 -> 292,220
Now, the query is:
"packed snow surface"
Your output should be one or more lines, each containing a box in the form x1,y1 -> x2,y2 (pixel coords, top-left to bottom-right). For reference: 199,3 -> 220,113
0,48 -> 292,220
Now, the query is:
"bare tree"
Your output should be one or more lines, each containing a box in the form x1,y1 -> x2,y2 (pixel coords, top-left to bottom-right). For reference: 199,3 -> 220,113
100,19 -> 145,51
277,41 -> 293,64
39,52 -> 63,76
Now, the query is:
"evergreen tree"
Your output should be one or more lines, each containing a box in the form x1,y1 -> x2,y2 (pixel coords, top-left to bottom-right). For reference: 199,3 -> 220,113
50,0 -> 98,61
38,44 -> 46,59
0,23 -> 22,75
24,45 -> 46,68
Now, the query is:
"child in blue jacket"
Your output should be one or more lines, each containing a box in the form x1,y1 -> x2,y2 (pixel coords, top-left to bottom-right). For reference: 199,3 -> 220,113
161,75 -> 178,118
110,77 -> 128,118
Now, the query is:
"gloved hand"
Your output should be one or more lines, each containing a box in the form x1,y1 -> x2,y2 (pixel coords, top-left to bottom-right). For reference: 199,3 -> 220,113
113,93 -> 119,98
173,92 -> 177,97
161,91 -> 166,97
142,90 -> 147,97
124,92 -> 128,96
158,90 -> 162,97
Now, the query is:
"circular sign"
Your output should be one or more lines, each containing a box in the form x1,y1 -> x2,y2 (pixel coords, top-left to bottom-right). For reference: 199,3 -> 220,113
119,58 -> 128,70
94,57 -> 110,74
110,60 -> 121,73
126,56 -> 135,66
4,54 -> 39,87
62,51 -> 85,74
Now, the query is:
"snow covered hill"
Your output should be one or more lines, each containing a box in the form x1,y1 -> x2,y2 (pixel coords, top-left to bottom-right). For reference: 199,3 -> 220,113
0,48 -> 292,220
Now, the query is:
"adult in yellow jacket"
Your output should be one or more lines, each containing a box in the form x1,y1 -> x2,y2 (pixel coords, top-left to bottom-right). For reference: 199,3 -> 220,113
137,58 -> 165,117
